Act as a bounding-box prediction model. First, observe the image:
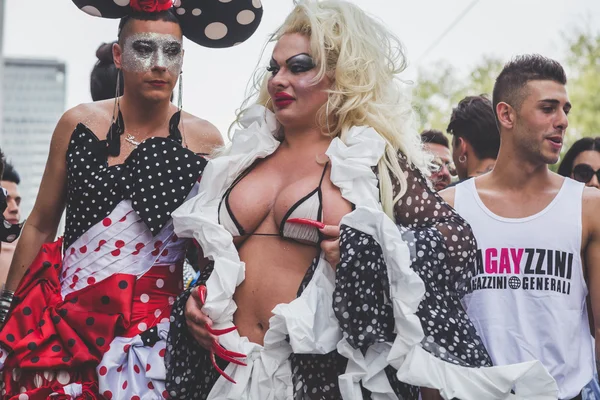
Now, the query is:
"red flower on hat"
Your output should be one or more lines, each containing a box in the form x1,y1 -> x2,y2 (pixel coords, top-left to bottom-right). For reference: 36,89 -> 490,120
130,0 -> 173,13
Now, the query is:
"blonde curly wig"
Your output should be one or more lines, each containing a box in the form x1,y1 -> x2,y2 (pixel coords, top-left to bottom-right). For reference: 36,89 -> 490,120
231,0 -> 429,218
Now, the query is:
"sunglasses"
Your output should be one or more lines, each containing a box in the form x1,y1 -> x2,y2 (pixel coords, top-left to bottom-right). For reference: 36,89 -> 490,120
572,163 -> 600,184
431,157 -> 457,176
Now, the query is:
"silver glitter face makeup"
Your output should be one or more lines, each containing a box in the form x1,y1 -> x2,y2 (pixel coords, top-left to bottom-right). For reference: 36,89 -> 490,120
122,33 -> 183,75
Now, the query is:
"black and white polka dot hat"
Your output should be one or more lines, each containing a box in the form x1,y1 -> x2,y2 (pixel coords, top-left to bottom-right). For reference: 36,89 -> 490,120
72,0 -> 263,48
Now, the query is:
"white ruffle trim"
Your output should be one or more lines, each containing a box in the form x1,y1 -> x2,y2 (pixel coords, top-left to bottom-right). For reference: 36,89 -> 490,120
327,126 -> 558,399
172,105 -> 558,399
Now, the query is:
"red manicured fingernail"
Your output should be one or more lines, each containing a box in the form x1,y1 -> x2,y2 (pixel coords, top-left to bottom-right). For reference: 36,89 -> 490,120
212,340 -> 246,359
211,352 -> 236,384
207,325 -> 237,336
198,285 -> 207,304
287,218 -> 325,229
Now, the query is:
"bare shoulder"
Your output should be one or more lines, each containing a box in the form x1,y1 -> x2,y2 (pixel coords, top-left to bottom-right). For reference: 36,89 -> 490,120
181,112 -> 224,155
582,187 -> 600,249
53,101 -> 113,144
439,186 -> 456,207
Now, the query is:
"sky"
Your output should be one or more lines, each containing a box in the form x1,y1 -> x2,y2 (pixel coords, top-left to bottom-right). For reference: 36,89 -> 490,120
3,0 -> 600,135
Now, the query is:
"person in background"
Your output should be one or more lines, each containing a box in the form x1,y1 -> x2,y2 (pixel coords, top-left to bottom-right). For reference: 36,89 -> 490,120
558,136 -> 600,189
420,129 -> 455,191
447,94 -> 500,182
443,54 -> 600,400
0,161 -> 21,285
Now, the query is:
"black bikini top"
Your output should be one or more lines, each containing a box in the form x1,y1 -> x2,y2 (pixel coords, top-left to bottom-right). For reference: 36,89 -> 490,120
218,162 -> 328,244
64,110 -> 207,249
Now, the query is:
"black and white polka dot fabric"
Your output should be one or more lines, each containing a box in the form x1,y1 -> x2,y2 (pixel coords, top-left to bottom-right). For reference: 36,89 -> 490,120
175,0 -> 263,48
165,263 -> 218,399
64,110 -> 207,250
390,155 -> 492,368
71,0 -> 263,48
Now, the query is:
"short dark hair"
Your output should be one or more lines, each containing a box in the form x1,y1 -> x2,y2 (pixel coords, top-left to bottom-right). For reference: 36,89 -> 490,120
447,95 -> 500,160
557,137 -> 600,177
2,161 -> 20,185
492,54 -> 567,120
421,129 -> 449,149
118,10 -> 181,44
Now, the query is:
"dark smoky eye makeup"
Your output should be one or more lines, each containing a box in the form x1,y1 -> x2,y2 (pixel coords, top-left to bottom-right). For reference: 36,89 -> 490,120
164,44 -> 182,55
132,41 -> 154,53
286,53 -> 315,71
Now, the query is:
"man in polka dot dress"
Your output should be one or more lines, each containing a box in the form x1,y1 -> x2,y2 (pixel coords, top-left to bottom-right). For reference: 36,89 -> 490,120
0,0 -> 264,398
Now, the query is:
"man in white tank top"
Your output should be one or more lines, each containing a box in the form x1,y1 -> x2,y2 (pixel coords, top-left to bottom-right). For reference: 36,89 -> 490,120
441,54 -> 600,400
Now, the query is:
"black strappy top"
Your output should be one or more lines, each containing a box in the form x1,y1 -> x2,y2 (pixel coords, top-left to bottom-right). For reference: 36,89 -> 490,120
64,110 -> 207,250
218,162 -> 328,244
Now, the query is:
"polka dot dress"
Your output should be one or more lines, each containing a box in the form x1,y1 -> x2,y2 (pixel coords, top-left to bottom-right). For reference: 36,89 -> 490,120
391,155 -> 492,368
64,110 -> 207,250
0,109 -> 208,399
165,263 -> 219,399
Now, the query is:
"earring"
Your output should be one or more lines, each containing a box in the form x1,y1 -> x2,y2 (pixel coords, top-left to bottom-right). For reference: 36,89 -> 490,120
177,70 -> 184,111
459,155 -> 467,164
107,69 -> 123,156
111,69 -> 122,125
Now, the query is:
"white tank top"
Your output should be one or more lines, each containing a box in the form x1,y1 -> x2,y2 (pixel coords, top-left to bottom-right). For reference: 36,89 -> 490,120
455,177 -> 593,400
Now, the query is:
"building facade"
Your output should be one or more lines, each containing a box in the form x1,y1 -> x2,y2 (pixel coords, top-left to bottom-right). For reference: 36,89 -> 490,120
1,58 -> 67,219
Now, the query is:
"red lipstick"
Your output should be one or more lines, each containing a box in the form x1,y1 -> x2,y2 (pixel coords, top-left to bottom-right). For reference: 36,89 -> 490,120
274,92 -> 294,108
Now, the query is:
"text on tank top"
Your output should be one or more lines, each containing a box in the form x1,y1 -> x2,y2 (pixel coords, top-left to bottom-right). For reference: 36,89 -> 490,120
454,177 -> 593,399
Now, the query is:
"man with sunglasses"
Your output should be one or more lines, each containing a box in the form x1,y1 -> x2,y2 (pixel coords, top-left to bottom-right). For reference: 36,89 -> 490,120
442,55 -> 600,400
420,129 -> 456,190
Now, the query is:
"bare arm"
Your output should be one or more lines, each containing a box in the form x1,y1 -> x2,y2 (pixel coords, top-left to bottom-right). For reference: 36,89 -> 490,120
183,117 -> 224,156
584,188 -> 600,370
181,117 -> 223,273
4,107 -> 80,291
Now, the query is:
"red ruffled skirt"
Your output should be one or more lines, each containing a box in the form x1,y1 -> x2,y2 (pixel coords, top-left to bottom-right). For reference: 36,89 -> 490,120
0,238 -> 179,400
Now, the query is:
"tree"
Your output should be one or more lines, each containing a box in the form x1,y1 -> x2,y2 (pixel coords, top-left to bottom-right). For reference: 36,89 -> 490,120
562,30 -> 600,146
412,56 -> 503,133
412,30 -> 600,147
